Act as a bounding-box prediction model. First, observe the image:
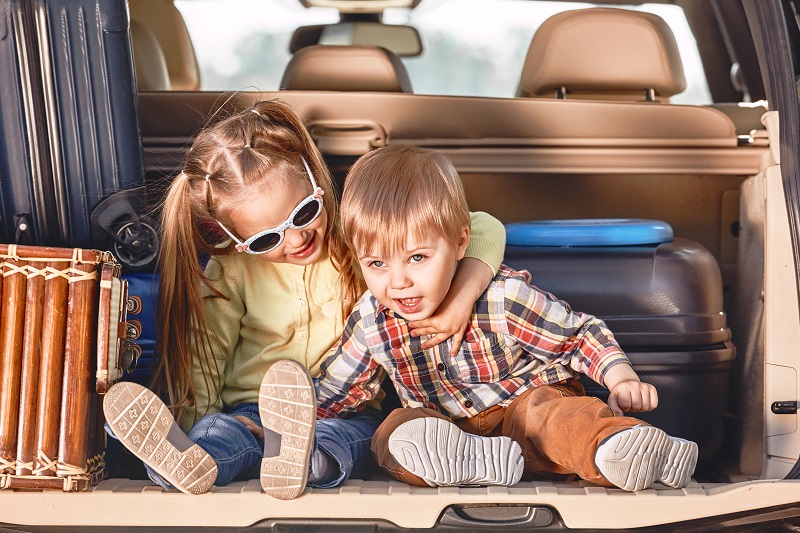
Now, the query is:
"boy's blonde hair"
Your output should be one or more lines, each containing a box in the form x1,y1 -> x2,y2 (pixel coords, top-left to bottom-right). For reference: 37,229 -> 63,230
341,145 -> 470,258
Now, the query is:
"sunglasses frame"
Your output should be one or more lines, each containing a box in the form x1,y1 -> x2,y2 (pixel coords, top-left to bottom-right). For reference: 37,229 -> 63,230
216,157 -> 325,254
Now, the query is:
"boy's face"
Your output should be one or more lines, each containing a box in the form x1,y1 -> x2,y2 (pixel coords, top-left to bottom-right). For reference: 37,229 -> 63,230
357,229 -> 469,321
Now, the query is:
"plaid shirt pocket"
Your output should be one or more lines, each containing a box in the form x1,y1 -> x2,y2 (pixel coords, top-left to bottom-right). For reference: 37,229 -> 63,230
447,331 -> 514,384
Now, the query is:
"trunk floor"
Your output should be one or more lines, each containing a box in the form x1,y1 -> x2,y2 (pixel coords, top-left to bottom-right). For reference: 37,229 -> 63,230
0,476 -> 794,529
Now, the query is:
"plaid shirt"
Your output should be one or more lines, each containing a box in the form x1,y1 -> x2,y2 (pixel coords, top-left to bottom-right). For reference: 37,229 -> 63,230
316,265 -> 630,419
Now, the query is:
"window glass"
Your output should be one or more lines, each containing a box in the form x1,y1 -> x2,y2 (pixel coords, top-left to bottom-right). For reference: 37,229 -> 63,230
175,0 -> 712,104
175,0 -> 338,91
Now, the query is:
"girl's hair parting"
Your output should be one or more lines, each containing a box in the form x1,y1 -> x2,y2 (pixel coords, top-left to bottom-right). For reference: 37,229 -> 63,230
151,98 -> 362,422
340,145 -> 470,259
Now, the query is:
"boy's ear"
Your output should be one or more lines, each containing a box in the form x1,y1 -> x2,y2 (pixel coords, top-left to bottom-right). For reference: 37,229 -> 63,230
456,226 -> 470,260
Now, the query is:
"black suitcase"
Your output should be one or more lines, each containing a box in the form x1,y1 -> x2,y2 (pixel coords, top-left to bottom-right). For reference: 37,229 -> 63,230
504,236 -> 735,464
0,0 -> 145,249
0,0 -> 46,245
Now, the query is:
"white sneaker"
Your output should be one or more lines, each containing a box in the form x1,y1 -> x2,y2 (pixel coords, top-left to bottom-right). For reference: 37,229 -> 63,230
594,425 -> 698,491
388,417 -> 524,487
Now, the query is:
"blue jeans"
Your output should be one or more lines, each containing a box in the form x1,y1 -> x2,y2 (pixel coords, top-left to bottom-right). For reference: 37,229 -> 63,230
107,403 -> 383,489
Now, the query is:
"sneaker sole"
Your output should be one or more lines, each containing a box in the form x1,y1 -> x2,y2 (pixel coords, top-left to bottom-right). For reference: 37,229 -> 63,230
659,437 -> 698,488
594,425 -> 680,492
388,417 -> 524,487
259,359 -> 316,500
102,382 -> 217,495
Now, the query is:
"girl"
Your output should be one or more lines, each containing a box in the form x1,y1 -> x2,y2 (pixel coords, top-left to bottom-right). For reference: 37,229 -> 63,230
103,99 -> 506,497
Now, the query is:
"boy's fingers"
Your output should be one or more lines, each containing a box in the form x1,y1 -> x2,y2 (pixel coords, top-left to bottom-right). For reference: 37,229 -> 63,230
607,395 -> 624,416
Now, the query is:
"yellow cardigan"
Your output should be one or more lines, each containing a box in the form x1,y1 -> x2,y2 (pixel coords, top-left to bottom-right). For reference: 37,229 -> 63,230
181,212 -> 506,430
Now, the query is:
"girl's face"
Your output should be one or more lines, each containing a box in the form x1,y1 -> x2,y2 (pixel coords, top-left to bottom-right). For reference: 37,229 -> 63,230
231,175 -> 328,266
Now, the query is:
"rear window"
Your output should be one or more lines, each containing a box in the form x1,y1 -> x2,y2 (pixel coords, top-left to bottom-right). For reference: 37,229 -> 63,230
175,0 -> 712,104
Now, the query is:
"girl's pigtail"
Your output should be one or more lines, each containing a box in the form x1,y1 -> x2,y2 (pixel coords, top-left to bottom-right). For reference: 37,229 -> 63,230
152,172 -> 220,424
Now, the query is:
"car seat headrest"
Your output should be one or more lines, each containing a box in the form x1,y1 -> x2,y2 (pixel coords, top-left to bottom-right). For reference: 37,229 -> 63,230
516,8 -> 686,101
280,45 -> 413,93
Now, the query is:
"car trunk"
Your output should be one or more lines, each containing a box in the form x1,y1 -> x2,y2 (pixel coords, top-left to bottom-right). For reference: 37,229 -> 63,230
3,0 -> 800,530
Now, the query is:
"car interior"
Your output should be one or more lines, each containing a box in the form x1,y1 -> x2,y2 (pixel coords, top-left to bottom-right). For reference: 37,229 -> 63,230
120,0 -> 773,483
4,0 -> 800,529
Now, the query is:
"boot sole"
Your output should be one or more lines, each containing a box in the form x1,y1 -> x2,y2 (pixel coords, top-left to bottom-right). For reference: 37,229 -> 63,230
102,382 -> 217,495
258,360 -> 316,500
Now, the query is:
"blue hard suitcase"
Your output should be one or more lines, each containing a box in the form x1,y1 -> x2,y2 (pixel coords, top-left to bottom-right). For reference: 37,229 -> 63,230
503,219 -> 735,465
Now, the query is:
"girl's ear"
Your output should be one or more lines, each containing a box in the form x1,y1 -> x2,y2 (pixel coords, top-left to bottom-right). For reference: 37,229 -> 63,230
456,226 -> 470,260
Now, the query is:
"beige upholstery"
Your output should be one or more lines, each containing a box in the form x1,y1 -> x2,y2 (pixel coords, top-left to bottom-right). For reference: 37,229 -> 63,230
130,21 -> 171,91
129,0 -> 200,90
280,45 -> 413,93
516,8 -> 686,101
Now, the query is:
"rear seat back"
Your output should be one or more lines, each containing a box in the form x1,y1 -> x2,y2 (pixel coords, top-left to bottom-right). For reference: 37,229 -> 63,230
129,0 -> 201,90
516,7 -> 685,101
280,45 -> 413,93
130,20 -> 171,91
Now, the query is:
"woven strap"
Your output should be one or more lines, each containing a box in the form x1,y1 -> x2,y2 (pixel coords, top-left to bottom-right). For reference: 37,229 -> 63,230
33,451 -> 57,475
57,462 -> 90,477
2,262 -> 98,283
0,457 -> 17,473
0,246 -> 108,266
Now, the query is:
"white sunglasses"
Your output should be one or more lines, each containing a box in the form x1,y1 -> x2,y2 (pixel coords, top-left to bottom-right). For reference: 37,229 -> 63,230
216,158 -> 324,254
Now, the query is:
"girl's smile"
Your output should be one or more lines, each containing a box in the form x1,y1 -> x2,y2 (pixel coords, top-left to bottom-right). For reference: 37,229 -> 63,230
287,231 -> 318,259
231,172 -> 328,266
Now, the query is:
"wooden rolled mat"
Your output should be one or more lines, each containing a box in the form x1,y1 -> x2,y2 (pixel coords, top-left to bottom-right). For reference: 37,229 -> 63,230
56,259 -> 99,482
15,265 -> 45,476
0,254 -> 27,475
32,261 -> 70,477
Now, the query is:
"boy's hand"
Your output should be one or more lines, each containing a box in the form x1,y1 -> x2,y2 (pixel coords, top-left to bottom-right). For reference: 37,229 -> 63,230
607,380 -> 658,416
234,415 -> 264,440
603,363 -> 659,416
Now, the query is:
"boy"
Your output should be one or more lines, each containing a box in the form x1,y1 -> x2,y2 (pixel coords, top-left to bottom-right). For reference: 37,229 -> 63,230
273,145 -> 698,491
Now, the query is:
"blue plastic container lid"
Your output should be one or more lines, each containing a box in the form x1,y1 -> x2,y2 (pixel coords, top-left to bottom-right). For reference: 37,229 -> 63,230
505,219 -> 674,247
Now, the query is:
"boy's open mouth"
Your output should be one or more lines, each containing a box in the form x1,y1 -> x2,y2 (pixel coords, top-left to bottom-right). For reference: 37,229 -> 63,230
395,297 -> 423,314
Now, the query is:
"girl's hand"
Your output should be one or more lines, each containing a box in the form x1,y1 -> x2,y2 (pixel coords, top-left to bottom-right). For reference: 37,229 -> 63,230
408,293 -> 473,355
234,415 -> 264,440
409,257 -> 494,356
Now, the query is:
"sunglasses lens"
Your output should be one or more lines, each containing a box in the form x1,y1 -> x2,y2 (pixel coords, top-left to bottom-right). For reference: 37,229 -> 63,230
249,232 -> 282,253
292,200 -> 321,227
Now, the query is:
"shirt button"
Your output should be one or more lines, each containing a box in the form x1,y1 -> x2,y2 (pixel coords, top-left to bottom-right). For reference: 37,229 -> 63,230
299,300 -> 306,307
437,363 -> 445,372
299,332 -> 307,340
464,400 -> 474,409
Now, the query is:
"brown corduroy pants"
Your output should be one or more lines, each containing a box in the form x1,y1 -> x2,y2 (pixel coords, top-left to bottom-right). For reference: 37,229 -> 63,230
371,379 -> 646,487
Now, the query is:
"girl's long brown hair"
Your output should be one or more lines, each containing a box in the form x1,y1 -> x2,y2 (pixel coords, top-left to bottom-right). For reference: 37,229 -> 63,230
150,99 -> 362,422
